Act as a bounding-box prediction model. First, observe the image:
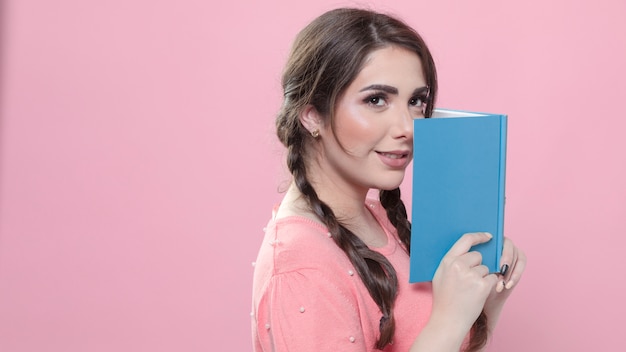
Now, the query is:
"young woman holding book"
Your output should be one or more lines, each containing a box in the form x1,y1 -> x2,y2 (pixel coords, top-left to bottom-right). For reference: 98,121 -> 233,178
251,8 -> 526,352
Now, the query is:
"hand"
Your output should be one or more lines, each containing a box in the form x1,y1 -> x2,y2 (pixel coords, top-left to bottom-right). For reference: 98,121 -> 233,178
430,232 -> 500,335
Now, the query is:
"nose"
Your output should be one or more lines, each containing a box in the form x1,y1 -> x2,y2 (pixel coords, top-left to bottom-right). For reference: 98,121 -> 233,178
391,107 -> 413,139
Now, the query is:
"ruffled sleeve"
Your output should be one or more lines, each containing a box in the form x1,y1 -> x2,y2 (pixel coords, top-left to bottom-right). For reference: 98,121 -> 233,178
253,267 -> 372,351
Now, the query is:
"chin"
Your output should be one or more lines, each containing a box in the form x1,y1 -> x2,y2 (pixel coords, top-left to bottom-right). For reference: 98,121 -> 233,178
378,185 -> 402,191
375,177 -> 405,191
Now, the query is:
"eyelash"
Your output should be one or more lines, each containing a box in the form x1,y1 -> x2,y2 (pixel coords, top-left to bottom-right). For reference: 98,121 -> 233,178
364,93 -> 387,107
363,93 -> 429,109
411,95 -> 429,108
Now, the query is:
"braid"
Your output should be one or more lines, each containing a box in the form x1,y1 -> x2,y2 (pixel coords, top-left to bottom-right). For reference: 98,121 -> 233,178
287,138 -> 398,349
379,188 -> 489,352
467,312 -> 489,351
379,188 -> 411,253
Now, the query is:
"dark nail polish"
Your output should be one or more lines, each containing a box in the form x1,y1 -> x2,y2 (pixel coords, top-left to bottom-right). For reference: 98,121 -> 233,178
500,264 -> 509,276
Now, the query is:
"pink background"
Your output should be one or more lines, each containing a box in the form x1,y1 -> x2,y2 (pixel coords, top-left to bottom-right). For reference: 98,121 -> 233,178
1,0 -> 624,351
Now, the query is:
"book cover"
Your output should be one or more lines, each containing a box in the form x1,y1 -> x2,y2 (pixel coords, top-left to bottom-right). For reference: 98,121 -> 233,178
409,109 -> 507,283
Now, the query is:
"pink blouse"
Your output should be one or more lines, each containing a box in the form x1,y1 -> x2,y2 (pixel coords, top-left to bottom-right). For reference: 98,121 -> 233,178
251,200 -> 434,351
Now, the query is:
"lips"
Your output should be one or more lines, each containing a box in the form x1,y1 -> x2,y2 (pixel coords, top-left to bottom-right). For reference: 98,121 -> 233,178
378,152 -> 407,159
376,150 -> 411,168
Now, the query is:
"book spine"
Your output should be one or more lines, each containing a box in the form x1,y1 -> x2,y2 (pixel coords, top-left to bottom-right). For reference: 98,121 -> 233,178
496,115 -> 508,270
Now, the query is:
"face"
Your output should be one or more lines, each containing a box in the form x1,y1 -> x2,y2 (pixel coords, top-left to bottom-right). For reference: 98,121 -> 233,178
315,45 -> 428,193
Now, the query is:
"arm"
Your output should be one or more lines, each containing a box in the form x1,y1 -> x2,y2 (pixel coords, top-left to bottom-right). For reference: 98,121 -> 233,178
410,315 -> 470,352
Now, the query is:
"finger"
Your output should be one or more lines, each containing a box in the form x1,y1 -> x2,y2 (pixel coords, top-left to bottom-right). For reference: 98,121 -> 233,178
500,238 -> 521,284
507,248 -> 518,281
472,264 -> 490,278
445,232 -> 493,257
506,249 -> 526,289
503,249 -> 522,289
503,251 -> 518,283
484,273 -> 500,291
499,237 -> 515,276
456,251 -> 483,268
496,279 -> 506,293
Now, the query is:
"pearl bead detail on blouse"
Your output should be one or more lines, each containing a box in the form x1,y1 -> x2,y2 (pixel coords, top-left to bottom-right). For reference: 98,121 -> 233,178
268,239 -> 281,246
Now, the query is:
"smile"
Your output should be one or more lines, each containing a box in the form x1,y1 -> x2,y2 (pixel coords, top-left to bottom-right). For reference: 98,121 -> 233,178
376,151 -> 409,159
376,151 -> 411,168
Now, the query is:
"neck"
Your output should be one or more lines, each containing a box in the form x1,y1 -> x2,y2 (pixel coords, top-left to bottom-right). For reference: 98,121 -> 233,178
280,180 -> 388,247
306,167 -> 371,221
281,182 -> 371,220
278,151 -> 388,247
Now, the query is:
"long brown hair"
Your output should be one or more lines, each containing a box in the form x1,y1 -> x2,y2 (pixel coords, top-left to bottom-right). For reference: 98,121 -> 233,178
275,8 -> 488,351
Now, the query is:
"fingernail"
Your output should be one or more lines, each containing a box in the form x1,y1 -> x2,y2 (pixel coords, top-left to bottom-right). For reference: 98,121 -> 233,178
500,264 -> 509,276
505,279 -> 515,289
497,280 -> 505,293
484,232 -> 493,239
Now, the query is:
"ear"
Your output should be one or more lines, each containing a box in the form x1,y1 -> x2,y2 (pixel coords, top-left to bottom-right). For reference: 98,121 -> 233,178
299,105 -> 323,135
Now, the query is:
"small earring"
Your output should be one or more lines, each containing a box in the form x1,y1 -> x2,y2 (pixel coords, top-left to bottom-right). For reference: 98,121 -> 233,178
310,129 -> 320,138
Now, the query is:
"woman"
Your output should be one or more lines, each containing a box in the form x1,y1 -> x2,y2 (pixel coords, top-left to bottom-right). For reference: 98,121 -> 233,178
251,8 -> 525,352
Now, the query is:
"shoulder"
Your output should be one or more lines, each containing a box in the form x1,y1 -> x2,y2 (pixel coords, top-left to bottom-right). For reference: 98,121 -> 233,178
259,199 -> 396,273
258,215 -> 350,275
252,208 -> 365,308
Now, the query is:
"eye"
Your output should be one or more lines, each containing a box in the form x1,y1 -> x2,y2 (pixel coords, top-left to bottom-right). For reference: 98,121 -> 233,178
410,95 -> 428,118
410,96 -> 425,107
364,94 -> 387,107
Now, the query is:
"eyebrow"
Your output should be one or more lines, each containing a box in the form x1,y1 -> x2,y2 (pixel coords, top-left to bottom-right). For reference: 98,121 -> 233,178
360,84 -> 429,96
360,84 -> 398,94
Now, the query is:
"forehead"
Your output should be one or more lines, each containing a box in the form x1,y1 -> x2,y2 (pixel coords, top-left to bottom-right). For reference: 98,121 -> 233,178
351,45 -> 425,87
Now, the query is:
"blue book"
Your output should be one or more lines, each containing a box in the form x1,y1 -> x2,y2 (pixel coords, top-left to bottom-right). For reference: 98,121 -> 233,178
409,109 -> 507,283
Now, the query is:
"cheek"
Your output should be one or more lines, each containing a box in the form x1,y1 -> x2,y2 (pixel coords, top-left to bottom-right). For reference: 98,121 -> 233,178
334,107 -> 380,150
